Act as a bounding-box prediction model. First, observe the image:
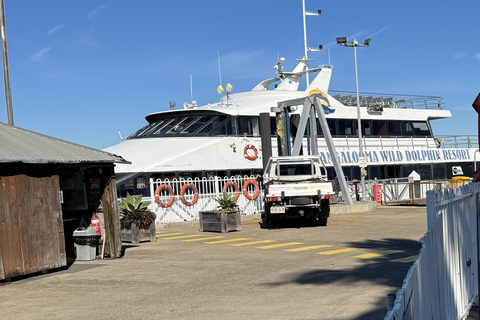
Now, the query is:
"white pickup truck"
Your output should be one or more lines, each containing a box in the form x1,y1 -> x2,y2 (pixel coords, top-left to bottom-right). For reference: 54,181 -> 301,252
263,156 -> 334,227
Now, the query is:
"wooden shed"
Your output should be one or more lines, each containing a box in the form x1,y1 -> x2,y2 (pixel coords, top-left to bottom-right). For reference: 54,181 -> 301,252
0,123 -> 129,280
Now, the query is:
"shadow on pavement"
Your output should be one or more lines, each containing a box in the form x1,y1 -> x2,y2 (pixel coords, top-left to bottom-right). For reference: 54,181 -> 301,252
119,243 -> 139,257
264,238 -> 421,320
260,216 -> 327,230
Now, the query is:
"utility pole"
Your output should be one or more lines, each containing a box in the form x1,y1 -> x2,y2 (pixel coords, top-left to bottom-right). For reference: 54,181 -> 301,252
336,37 -> 371,201
0,0 -> 13,125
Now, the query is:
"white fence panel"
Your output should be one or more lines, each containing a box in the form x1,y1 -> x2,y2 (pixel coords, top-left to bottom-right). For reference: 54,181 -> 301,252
150,176 -> 264,224
385,182 -> 479,320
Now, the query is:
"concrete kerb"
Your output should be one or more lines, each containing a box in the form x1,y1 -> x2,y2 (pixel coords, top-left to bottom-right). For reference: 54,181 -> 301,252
155,202 -> 380,230
330,201 -> 381,214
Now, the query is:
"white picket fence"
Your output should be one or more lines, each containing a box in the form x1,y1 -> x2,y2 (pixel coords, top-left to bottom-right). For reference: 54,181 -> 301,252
149,176 -> 264,224
385,182 -> 479,320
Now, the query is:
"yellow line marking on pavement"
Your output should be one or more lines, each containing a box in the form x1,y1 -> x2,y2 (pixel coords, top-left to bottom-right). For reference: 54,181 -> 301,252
184,236 -> 225,242
284,245 -> 332,252
205,238 -> 250,244
354,252 -> 383,259
317,248 -> 358,255
161,235 -> 205,240
390,255 -> 418,263
156,233 -> 183,237
230,240 -> 275,247
256,242 -> 304,249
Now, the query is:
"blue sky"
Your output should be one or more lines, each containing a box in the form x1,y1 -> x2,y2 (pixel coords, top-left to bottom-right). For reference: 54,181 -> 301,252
1,0 -> 480,150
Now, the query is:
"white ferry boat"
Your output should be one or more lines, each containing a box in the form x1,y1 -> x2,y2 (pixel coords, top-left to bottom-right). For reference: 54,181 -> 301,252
104,6 -> 478,201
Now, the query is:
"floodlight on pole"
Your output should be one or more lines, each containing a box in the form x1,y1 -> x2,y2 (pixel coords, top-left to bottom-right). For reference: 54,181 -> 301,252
337,37 -> 371,201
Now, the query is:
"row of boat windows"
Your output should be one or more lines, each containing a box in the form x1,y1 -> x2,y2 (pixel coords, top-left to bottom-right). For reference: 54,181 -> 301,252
127,115 -> 432,139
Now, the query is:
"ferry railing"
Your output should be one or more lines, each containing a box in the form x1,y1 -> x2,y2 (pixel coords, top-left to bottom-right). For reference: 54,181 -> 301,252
321,135 -> 478,151
346,178 -> 472,204
436,135 -> 479,149
149,175 -> 264,224
329,90 -> 444,110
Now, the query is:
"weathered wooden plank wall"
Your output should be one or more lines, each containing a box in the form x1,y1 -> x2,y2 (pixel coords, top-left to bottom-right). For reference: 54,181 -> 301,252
0,175 -> 66,280
101,178 -> 121,258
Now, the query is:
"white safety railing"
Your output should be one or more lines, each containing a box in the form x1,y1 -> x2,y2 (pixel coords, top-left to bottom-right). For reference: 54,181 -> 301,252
345,178 -> 471,204
149,176 -> 264,224
385,182 -> 479,320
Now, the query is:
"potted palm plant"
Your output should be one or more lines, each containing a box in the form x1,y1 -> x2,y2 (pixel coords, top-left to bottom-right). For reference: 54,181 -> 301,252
199,194 -> 242,233
119,194 -> 156,244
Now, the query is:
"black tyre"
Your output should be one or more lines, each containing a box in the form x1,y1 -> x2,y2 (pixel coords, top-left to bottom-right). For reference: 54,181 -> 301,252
318,217 -> 328,226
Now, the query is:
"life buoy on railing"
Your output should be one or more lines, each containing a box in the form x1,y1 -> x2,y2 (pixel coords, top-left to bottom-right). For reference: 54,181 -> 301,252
243,179 -> 260,201
180,183 -> 199,206
243,144 -> 258,161
154,184 -> 175,208
434,138 -> 442,148
222,181 -> 240,201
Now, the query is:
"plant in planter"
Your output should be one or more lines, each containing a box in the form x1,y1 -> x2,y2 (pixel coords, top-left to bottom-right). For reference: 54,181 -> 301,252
199,194 -> 242,233
119,194 -> 157,244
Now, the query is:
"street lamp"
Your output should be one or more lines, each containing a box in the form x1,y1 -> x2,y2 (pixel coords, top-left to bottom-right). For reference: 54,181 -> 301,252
336,37 -> 371,201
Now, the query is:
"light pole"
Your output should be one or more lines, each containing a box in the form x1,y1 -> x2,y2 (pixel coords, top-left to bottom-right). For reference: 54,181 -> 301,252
336,37 -> 371,201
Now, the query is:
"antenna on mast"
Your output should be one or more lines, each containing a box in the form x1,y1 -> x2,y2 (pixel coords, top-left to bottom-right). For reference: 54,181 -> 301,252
302,0 -> 322,86
190,74 -> 193,102
217,51 -> 223,87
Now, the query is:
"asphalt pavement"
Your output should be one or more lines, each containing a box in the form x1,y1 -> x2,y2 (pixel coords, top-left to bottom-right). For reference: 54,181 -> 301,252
1,203 -> 431,320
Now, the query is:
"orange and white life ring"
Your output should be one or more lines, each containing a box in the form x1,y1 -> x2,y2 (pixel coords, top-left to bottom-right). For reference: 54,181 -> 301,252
180,183 -> 199,206
243,179 -> 260,201
222,181 -> 240,201
154,184 -> 175,208
243,144 -> 258,161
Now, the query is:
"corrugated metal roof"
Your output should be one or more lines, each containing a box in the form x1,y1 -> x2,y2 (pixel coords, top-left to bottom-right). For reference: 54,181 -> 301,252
0,122 -> 130,164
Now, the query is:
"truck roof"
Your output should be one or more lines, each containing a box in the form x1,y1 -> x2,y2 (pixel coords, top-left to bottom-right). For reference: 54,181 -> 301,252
269,155 -> 321,161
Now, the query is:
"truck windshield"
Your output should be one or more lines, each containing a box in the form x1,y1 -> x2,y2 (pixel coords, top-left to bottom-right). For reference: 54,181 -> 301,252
278,164 -> 315,176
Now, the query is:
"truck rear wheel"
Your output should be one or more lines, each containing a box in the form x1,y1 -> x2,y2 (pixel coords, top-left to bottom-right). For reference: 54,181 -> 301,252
318,217 -> 328,226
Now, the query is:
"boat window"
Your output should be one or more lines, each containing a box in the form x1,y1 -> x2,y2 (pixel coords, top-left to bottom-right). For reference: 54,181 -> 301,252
128,122 -> 157,139
270,117 -> 277,136
403,122 -> 414,136
195,116 -> 220,134
143,120 -> 167,136
152,118 -> 176,135
387,121 -> 402,136
372,120 -> 387,136
208,117 -> 233,135
327,119 -> 337,136
337,119 -> 355,136
411,121 -> 431,137
362,120 -> 372,136
238,116 -> 260,136
127,113 -> 237,139
166,116 -> 199,134
128,119 -> 168,139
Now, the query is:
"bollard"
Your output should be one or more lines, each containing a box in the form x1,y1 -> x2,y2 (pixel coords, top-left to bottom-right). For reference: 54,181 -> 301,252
373,184 -> 382,203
